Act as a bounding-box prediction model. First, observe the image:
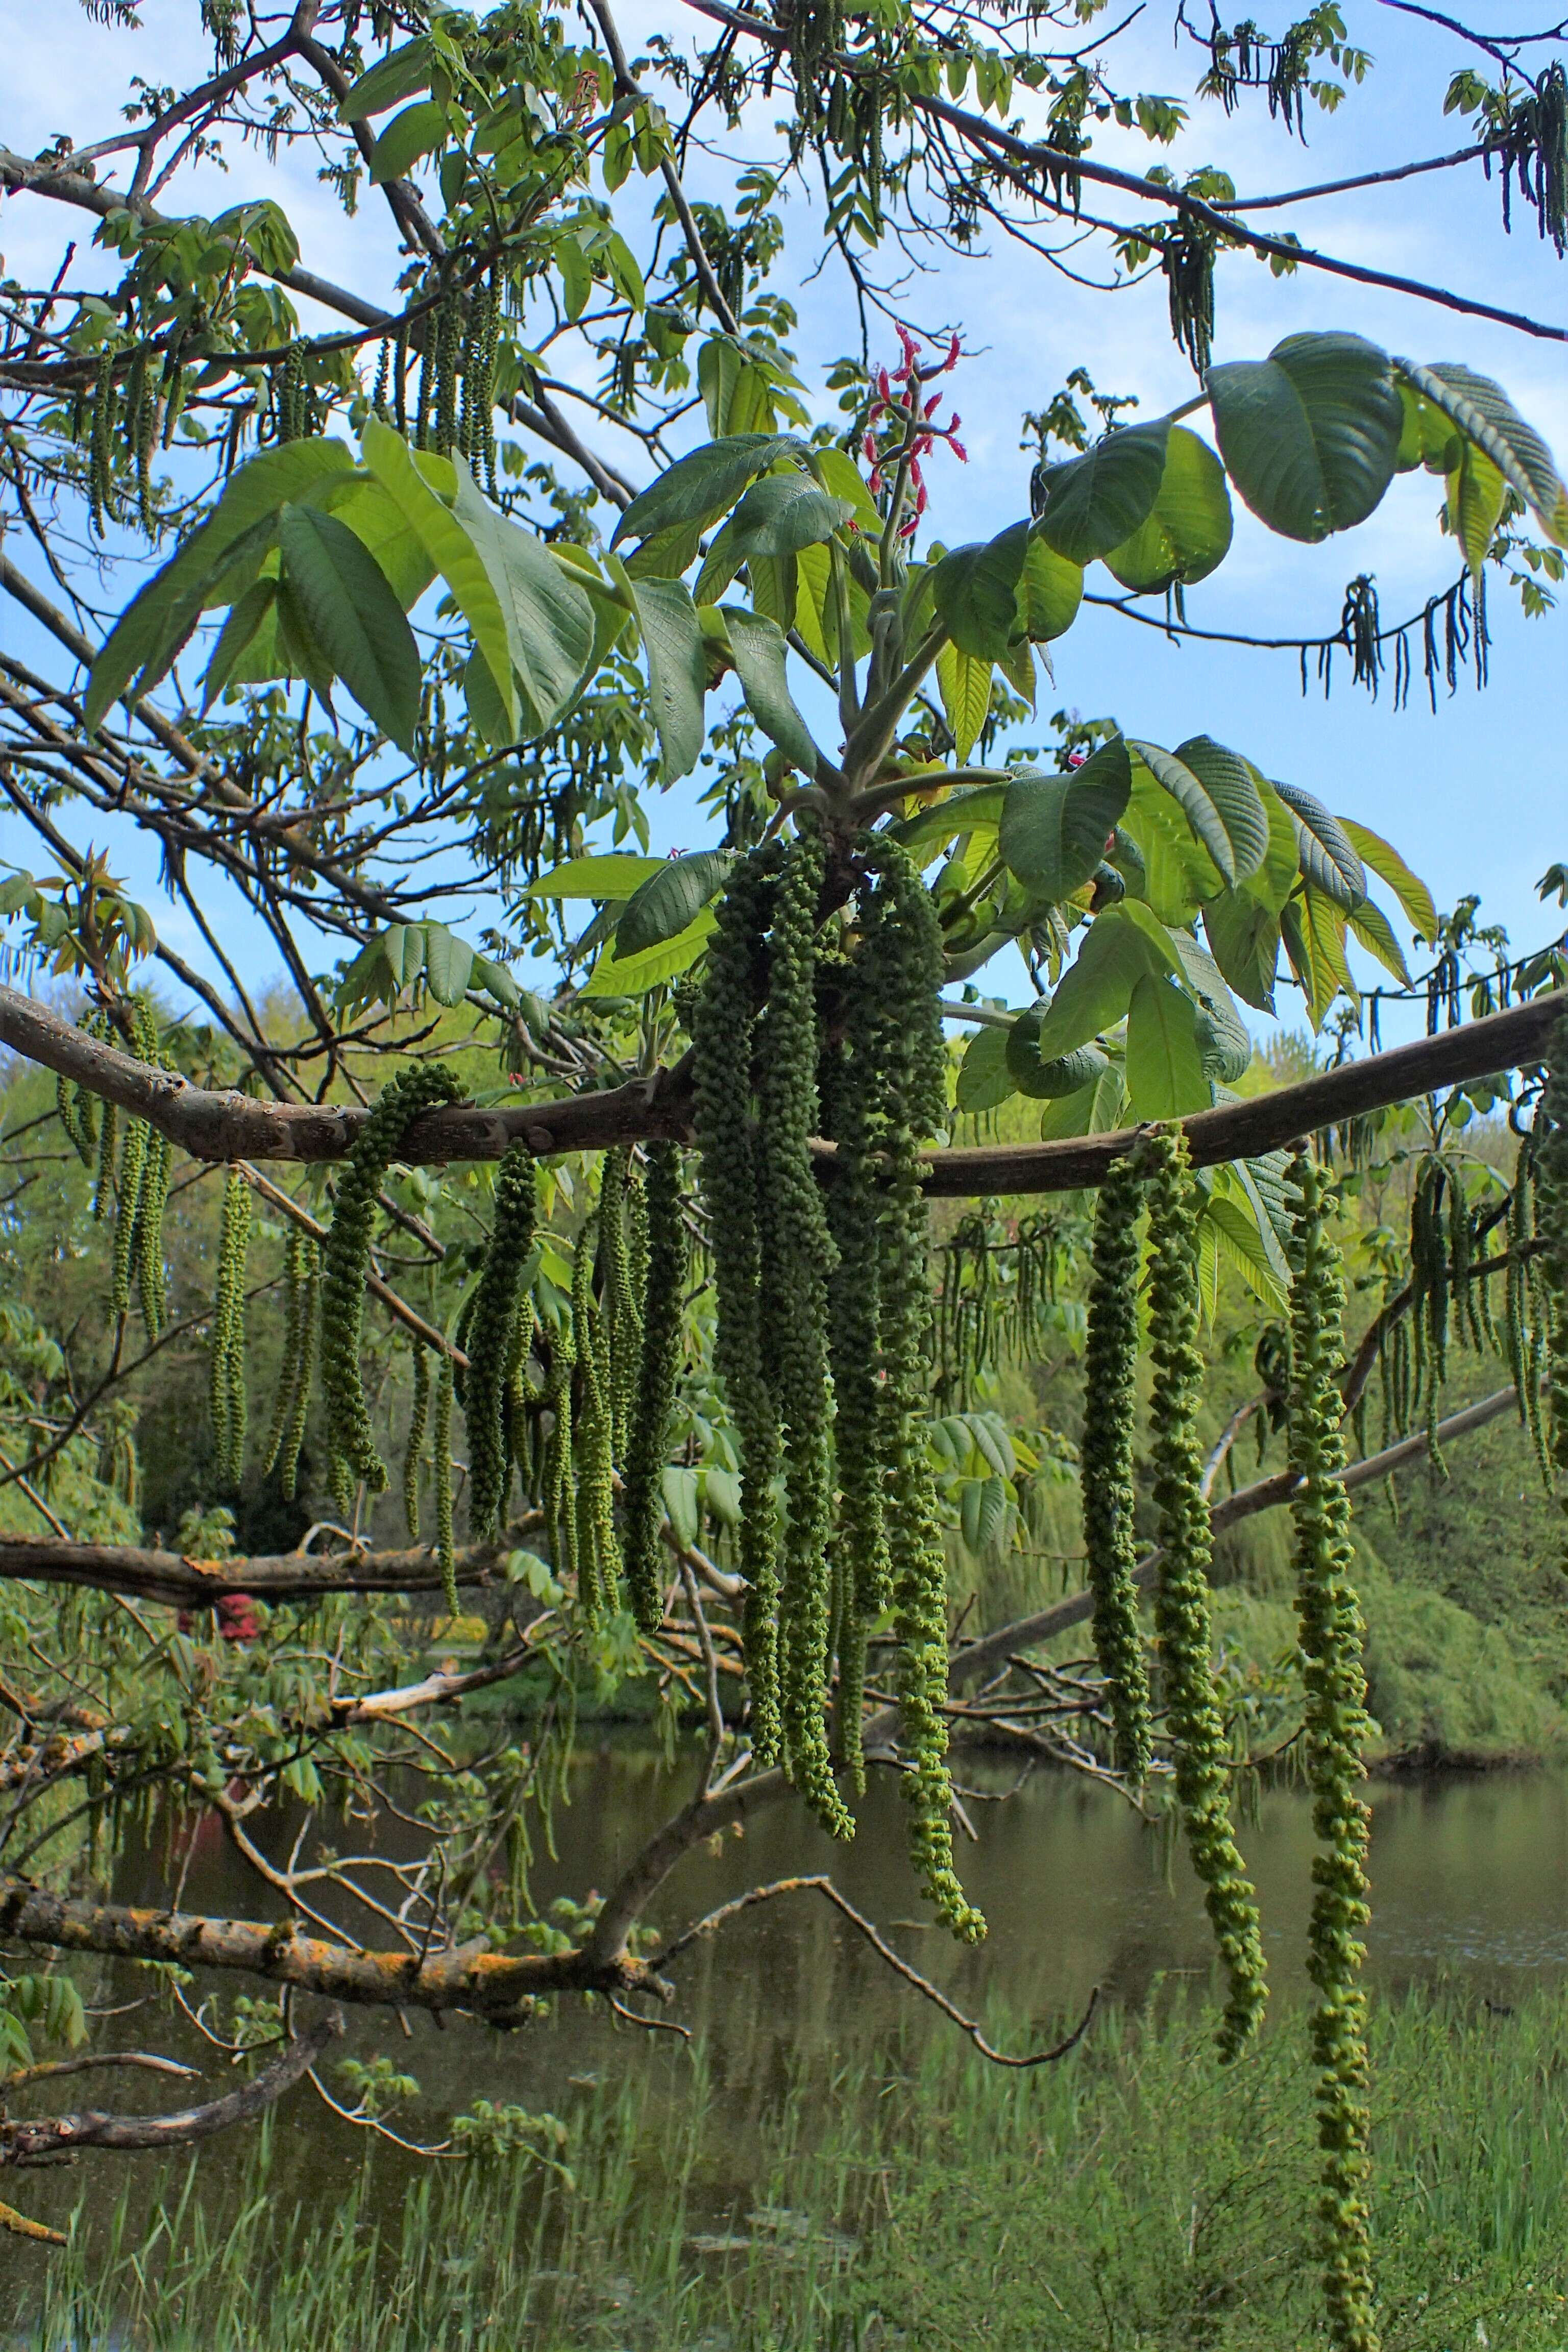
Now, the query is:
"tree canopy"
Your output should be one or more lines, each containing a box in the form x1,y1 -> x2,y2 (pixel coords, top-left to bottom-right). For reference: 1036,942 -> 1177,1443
0,0 -> 1566,2337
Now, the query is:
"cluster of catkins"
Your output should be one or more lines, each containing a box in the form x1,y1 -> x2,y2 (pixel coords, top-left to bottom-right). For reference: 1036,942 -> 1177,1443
692,823 -> 983,1941
60,996 -> 170,1340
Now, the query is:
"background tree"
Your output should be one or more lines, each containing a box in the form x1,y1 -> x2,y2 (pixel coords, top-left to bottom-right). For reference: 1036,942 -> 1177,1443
0,1 -> 1566,2338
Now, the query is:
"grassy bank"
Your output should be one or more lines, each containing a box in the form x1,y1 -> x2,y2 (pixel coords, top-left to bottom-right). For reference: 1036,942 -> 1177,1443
13,1981 -> 1568,2349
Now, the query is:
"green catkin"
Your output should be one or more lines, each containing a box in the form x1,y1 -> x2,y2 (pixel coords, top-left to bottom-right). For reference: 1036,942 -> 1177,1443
1081,1153 -> 1155,1783
864,840 -> 985,1940
278,1242 -> 319,1504
572,1220 -> 622,1618
320,1063 -> 461,1505
692,842 -> 786,1765
127,998 -> 167,1336
88,345 -> 115,536
543,1320 -> 579,1596
757,825 -> 849,1837
110,1106 -> 149,1323
1142,1126 -> 1267,2059
1286,1151 -> 1379,2352
372,336 -> 391,420
1535,1012 -> 1568,1528
404,1337 -> 431,1542
598,1149 -> 642,1465
620,1142 -> 689,1634
210,1171 -> 252,1492
262,1228 -> 313,1479
463,1142 -> 538,1537
434,1347 -> 457,1615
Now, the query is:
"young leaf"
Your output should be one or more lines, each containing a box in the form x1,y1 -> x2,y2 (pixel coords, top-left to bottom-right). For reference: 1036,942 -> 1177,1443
611,435 -> 805,548
524,855 -> 665,901
276,503 -> 422,752
720,606 -> 822,775
85,438 -> 354,728
1347,894 -> 1412,984
1035,903 -> 1176,1060
1031,422 -> 1170,562
1169,737 -> 1270,881
1124,971 -> 1209,1118
361,419 -> 518,730
369,97 -> 447,183
728,473 -> 852,558
932,522 -> 1031,662
954,1024 -> 1017,1113
339,37 -> 432,119
616,850 -> 736,958
999,739 -> 1132,900
1129,740 -> 1242,887
450,457 -> 596,729
627,577 -> 705,780
581,907 -> 717,997
1270,777 -> 1366,905
1104,427 -> 1233,594
1202,888 -> 1280,1012
423,923 -> 476,1006
935,642 -> 993,765
201,576 -> 277,709
1005,1006 -> 1110,1097
1206,332 -> 1402,542
1338,818 -> 1437,942
1395,358 -> 1568,545
1014,538 -> 1084,642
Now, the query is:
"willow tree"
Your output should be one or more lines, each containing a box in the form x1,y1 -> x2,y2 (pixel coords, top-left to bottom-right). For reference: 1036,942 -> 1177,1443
0,0 -> 1566,2335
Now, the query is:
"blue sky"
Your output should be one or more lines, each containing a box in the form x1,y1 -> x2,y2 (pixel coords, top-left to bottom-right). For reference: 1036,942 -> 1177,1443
2,0 -> 1563,1033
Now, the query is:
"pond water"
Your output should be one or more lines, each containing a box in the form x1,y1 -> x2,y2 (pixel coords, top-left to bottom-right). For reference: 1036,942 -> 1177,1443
19,1753 -> 1568,2254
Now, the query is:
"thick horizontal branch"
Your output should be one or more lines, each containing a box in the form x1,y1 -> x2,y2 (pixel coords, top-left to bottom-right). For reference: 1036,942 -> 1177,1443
5,983 -> 1561,1196
0,2015 -> 336,2165
0,1879 -> 651,2023
0,1533 -> 522,1609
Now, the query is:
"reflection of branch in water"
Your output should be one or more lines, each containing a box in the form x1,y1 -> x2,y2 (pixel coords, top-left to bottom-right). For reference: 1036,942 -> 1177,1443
658,1873 -> 1098,2069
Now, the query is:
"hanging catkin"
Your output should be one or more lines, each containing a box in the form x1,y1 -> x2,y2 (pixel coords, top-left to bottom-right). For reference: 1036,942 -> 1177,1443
403,1336 -> 431,1542
692,841 -> 786,1763
463,1142 -> 538,1537
320,1063 -> 461,1510
1142,1125 -> 1267,2058
542,1315 -> 578,1594
862,839 -> 985,1941
1534,1012 -> 1568,1530
210,1171 -> 252,1492
597,1148 -> 642,1465
1081,1152 -> 1154,1782
126,996 -> 167,1336
571,1220 -> 621,1617
757,824 -> 849,1837
621,1142 -> 688,1633
262,1228 -> 315,1478
433,1346 -> 457,1614
1285,1150 -> 1379,2352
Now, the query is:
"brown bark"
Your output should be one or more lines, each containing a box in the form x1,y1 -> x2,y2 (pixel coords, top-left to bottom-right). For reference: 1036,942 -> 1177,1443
0,2015 -> 337,2165
3,980 -> 1560,1194
0,1880 -> 652,2022
0,1533 -> 522,1609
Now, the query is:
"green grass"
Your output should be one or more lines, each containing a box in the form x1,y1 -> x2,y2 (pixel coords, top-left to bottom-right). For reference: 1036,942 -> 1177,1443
12,1982 -> 1568,2349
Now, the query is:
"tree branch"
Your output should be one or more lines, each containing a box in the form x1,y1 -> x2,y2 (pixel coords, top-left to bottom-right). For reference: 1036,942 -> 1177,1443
0,2013 -> 337,2164
4,980 -> 1560,1195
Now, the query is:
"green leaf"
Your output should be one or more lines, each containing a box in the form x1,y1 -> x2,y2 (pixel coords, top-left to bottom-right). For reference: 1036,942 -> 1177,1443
361,419 -> 518,731
1035,903 -> 1176,1060
1395,359 -> 1568,545
449,456 -> 596,729
720,607 -> 821,775
1206,332 -> 1402,542
1445,439 -> 1506,576
524,855 -> 665,901
276,503 -> 422,753
273,576 -> 337,706
1129,740 -> 1242,888
1346,894 -> 1411,984
1282,884 -> 1355,1027
627,576 -> 705,780
1123,754 -> 1223,922
728,473 -> 852,558
1004,1006 -> 1110,1098
1032,422 -> 1171,563
1124,971 -> 1210,1118
423,922 -> 475,1006
1014,537 -> 1084,642
932,522 -> 1030,662
581,906 -> 717,997
810,445 -> 881,530
998,740 -> 1132,901
317,474 -> 436,609
1104,428 -> 1233,593
893,782 -> 1010,856
462,644 -> 513,748
369,98 -> 447,184
339,37 -> 432,118
617,850 -> 736,958
662,1464 -> 701,1550
1038,1063 -> 1126,1139
1169,737 -> 1269,883
1270,777 -> 1365,905
1202,888 -> 1280,1012
935,642 -> 992,765
1167,928 -> 1252,1081
85,437 -> 354,728
954,1025 -> 1017,1113
200,577 -> 276,709
1338,819 -> 1436,942
611,435 -> 803,548
1245,777 -> 1304,914
1200,1177 -> 1288,1313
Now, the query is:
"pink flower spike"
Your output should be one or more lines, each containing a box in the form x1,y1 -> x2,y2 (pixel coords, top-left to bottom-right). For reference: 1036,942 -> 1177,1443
863,430 -> 877,460
923,391 -> 942,419
945,332 -> 961,370
949,438 -> 968,463
876,366 -> 893,403
897,323 -> 921,369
